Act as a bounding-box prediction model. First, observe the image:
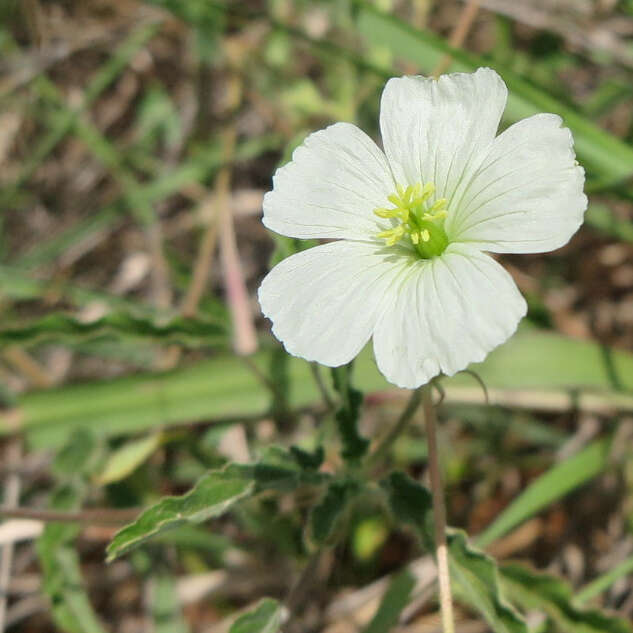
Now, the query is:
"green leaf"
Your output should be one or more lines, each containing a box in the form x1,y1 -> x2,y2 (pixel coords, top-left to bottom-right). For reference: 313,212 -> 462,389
252,445 -> 327,491
290,444 -> 325,471
7,329 -> 633,449
38,545 -> 107,633
309,479 -> 358,545
464,329 -> 633,393
37,432 -> 107,633
106,463 -> 256,561
229,599 -> 283,633
153,524 -> 236,559
53,429 -> 102,477
448,531 -> 528,633
382,473 -> 526,632
576,555 -> 633,605
477,439 -> 611,548
381,471 -> 433,548
0,312 -> 226,348
500,563 -> 632,633
96,433 -> 163,485
107,450 -> 327,560
362,570 -> 416,633
331,364 -> 370,460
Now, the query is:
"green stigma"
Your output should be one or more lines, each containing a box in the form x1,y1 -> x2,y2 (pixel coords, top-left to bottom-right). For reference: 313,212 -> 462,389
373,182 -> 449,258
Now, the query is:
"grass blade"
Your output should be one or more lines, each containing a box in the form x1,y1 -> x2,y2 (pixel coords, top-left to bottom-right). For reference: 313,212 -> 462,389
0,312 -> 226,348
476,439 -> 611,548
501,562 -> 632,633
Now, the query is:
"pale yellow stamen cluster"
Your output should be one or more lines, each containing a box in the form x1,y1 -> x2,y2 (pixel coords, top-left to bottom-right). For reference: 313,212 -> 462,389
373,183 -> 448,250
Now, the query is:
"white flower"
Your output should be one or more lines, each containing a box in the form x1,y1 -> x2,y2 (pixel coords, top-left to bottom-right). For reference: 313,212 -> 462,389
258,68 -> 587,389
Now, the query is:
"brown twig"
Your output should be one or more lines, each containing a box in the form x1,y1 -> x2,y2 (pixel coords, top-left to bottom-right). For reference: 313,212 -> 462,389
147,221 -> 173,311
180,194 -> 221,318
0,507 -> 139,524
0,443 -> 22,633
217,126 -> 258,357
2,347 -> 53,389
432,0 -> 480,77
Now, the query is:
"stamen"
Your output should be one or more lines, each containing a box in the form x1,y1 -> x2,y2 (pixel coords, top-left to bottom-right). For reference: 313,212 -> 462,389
377,224 -> 406,246
430,198 -> 448,212
374,207 -> 398,219
373,181 -> 449,258
387,194 -> 403,208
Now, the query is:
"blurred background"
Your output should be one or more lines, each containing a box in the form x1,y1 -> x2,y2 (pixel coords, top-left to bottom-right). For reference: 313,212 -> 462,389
1,1 -> 633,632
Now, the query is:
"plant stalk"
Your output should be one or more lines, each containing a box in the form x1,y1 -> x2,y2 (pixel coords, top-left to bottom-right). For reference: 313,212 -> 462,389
421,383 -> 455,633
366,387 -> 423,470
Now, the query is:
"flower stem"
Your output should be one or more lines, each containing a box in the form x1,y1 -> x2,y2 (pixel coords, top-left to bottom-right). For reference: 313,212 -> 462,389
421,383 -> 455,633
365,387 -> 423,470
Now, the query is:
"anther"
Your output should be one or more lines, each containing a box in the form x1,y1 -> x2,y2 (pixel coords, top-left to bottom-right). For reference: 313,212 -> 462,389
373,181 -> 449,257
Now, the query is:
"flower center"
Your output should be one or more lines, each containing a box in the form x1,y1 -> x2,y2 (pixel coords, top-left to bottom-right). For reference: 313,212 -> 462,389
373,182 -> 449,258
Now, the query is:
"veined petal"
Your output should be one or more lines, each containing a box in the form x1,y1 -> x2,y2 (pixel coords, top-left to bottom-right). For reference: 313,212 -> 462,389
446,114 -> 587,253
380,68 -> 507,198
372,244 -> 527,388
263,123 -> 395,240
258,240 -> 413,367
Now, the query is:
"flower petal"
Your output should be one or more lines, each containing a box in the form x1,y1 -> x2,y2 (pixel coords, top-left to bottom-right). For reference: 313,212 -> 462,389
258,240 -> 412,367
380,68 -> 507,197
262,123 -> 395,240
372,243 -> 527,388
446,113 -> 587,253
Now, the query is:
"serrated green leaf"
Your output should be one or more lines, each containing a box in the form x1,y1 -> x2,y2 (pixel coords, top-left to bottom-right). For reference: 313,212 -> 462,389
381,471 -> 433,548
290,444 -> 325,471
362,570 -> 416,633
477,439 -> 611,548
448,530 -> 528,633
309,479 -> 358,545
106,463 -> 256,561
96,433 -> 163,485
0,312 -> 226,347
229,599 -> 283,633
253,445 -> 327,491
500,563 -> 632,633
107,450 -> 328,560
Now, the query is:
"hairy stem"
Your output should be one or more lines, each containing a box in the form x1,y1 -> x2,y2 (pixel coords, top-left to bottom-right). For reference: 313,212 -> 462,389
421,383 -> 455,633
